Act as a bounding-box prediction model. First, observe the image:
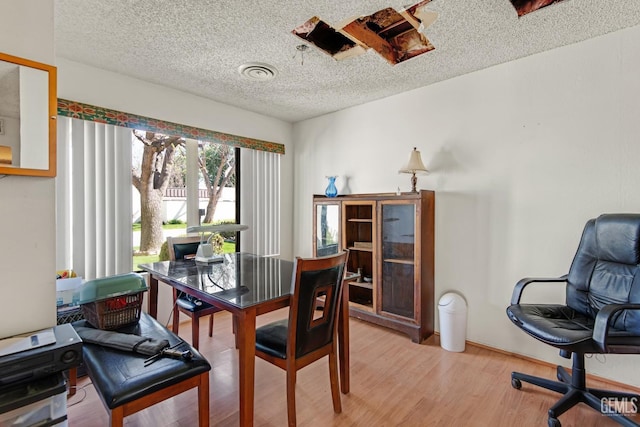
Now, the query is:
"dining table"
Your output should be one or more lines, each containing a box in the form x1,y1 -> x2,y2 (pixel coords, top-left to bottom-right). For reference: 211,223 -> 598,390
138,252 -> 352,427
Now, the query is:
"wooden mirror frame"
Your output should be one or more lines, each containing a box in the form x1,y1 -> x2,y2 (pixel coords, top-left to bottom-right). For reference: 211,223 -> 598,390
0,52 -> 56,177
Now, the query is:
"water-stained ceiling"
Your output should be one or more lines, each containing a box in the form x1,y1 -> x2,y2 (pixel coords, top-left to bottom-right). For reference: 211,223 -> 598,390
54,0 -> 640,123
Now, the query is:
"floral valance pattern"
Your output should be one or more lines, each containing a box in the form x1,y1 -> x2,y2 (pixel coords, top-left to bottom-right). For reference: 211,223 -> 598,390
57,99 -> 285,154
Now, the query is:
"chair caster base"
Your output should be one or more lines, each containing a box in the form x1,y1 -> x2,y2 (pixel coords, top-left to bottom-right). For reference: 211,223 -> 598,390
511,365 -> 640,427
548,417 -> 561,427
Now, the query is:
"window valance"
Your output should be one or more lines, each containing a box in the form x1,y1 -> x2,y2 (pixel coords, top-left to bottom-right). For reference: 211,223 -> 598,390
57,99 -> 285,154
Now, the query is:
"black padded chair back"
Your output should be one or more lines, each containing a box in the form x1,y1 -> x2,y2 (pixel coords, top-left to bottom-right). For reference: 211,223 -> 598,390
566,213 -> 640,332
173,242 -> 200,260
289,252 -> 347,359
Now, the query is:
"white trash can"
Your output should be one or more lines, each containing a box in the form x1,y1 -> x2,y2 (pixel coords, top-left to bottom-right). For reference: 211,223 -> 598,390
438,293 -> 467,352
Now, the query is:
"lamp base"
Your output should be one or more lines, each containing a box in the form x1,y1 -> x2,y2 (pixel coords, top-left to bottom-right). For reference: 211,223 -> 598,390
194,243 -> 224,263
410,173 -> 418,193
195,255 -> 224,264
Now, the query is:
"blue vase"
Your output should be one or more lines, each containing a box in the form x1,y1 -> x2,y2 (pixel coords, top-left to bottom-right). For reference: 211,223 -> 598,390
325,176 -> 338,198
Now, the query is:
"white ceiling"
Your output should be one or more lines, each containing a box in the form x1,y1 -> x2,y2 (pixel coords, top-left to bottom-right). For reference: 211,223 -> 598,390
54,0 -> 640,123
0,62 -> 19,118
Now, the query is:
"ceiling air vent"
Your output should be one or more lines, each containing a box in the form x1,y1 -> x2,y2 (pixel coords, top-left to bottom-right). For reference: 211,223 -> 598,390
238,63 -> 277,81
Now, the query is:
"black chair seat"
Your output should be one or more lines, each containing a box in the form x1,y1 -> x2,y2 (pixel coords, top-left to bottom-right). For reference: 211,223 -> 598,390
256,319 -> 288,359
75,312 -> 210,409
507,304 -> 596,349
509,304 -> 640,354
176,294 -> 215,312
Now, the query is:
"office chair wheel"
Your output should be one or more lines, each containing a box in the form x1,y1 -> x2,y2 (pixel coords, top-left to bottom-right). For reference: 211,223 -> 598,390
511,378 -> 522,389
548,417 -> 561,427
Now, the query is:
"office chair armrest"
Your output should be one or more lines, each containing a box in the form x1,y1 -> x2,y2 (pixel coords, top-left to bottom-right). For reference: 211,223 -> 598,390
593,303 -> 640,352
510,275 -> 568,305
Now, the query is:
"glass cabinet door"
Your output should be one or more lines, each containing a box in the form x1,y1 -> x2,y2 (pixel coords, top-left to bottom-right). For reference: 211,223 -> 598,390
380,202 -> 416,319
315,203 -> 340,256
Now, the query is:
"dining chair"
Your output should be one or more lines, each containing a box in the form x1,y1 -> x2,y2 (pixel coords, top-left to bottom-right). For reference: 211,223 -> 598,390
255,250 -> 349,426
167,235 -> 221,350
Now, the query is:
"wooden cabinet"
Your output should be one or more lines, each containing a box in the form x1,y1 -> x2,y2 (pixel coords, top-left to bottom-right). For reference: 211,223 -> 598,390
313,191 -> 434,343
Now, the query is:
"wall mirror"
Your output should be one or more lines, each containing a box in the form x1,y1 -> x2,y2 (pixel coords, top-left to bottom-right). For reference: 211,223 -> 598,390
0,52 -> 56,177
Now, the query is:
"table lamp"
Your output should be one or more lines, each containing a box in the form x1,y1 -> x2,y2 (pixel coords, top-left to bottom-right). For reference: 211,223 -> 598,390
399,147 -> 429,193
186,223 -> 249,263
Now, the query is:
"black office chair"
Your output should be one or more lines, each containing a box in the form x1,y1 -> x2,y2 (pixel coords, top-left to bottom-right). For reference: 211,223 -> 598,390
507,214 -> 640,427
255,251 -> 349,427
167,236 -> 221,350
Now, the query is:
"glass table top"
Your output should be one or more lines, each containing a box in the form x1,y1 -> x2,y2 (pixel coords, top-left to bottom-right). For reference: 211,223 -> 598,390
139,252 -> 294,309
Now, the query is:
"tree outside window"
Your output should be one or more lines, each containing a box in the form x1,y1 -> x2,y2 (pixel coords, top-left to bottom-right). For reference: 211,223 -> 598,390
131,131 -> 237,264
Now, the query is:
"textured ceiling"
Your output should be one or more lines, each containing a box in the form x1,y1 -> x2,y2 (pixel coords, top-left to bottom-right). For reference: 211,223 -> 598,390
0,62 -> 19,118
54,0 -> 640,123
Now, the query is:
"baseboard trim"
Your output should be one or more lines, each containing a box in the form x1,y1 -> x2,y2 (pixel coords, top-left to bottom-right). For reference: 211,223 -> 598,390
432,331 -> 640,393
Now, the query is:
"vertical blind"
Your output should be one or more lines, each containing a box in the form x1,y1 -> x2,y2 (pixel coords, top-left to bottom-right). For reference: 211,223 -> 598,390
56,117 -> 133,279
241,149 -> 281,257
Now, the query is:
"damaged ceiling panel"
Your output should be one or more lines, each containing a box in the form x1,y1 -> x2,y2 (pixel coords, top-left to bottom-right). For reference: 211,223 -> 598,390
340,5 -> 435,65
510,0 -> 567,17
292,0 -> 436,66
292,17 -> 366,61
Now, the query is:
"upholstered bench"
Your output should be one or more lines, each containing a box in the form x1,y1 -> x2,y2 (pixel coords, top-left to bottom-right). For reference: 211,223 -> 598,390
73,312 -> 211,427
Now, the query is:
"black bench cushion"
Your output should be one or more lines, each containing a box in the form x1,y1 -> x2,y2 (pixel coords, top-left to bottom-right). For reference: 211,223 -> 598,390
74,312 -> 210,409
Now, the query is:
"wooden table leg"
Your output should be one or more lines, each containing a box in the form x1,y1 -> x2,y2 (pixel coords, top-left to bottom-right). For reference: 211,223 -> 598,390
67,367 -> 77,397
198,372 -> 210,427
338,279 -> 350,394
148,275 -> 158,319
172,288 -> 180,333
237,308 -> 257,427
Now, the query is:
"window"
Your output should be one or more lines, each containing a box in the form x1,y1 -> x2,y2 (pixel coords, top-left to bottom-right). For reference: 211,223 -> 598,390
56,100 -> 283,279
131,134 -> 239,267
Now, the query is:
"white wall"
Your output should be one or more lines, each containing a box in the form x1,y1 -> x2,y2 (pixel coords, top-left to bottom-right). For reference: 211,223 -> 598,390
56,58 -> 294,261
293,25 -> 640,386
0,0 -> 57,338
132,187 -> 237,223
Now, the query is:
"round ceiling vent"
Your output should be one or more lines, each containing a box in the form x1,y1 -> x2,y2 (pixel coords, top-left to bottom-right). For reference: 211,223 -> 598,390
238,62 -> 277,81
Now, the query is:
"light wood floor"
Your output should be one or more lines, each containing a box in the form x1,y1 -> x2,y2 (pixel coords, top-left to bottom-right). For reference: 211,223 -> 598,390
67,309 -> 640,426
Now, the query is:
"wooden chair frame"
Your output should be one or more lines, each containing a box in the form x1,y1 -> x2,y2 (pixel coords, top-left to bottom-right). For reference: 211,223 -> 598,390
105,371 -> 209,427
255,251 -> 348,426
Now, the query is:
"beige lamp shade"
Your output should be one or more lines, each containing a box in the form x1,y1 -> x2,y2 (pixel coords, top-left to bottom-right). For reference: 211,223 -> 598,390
399,147 -> 429,193
399,147 -> 429,174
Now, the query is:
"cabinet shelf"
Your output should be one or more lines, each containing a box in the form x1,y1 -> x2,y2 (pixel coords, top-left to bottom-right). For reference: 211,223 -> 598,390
383,258 -> 414,265
349,301 -> 374,313
347,246 -> 373,252
348,280 -> 373,290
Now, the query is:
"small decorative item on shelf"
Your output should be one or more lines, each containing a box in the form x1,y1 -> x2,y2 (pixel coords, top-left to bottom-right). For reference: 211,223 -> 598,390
325,175 -> 338,198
